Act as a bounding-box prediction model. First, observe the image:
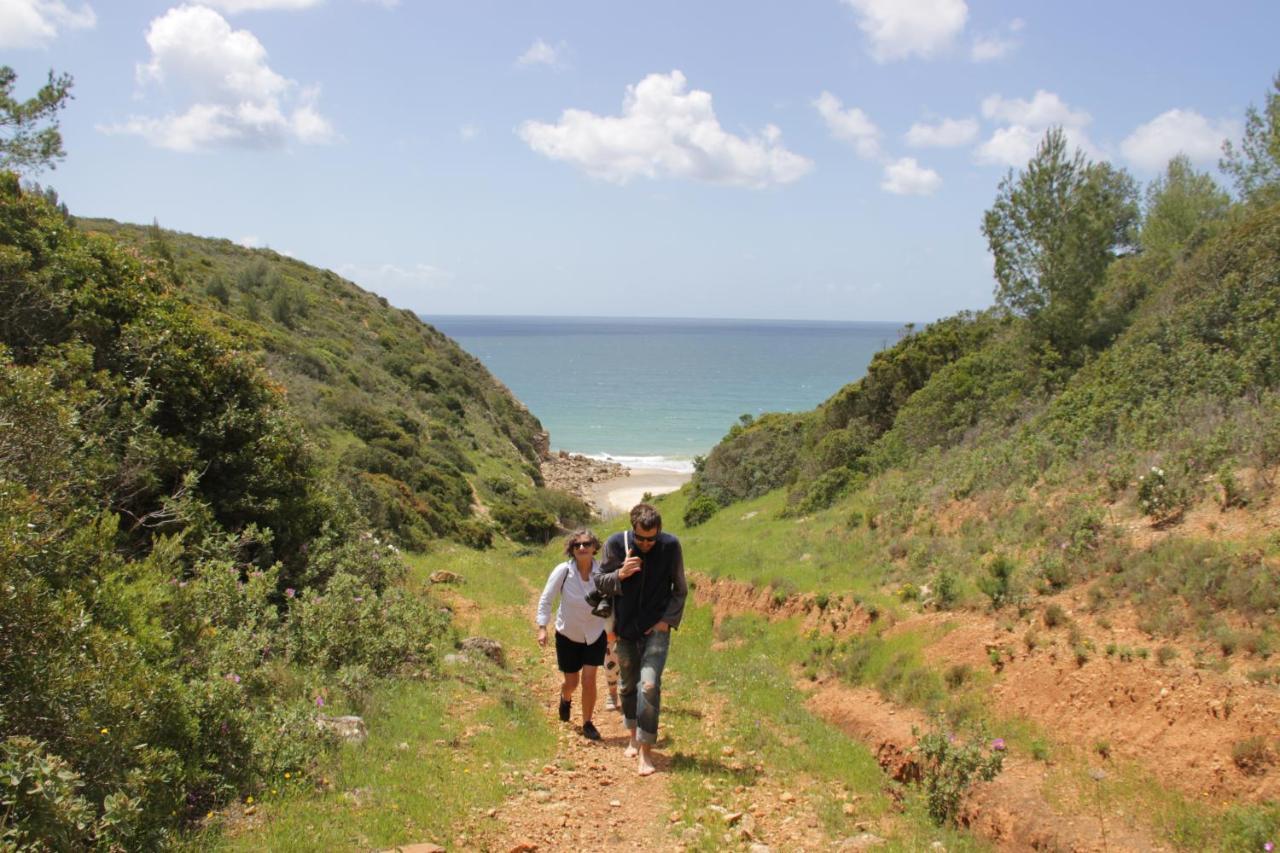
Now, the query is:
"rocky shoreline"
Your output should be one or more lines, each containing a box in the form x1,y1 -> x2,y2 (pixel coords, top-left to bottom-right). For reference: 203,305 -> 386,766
541,451 -> 627,515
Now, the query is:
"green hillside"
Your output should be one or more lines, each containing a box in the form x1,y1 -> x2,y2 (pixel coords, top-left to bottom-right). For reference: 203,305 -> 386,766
76,217 -> 587,549
684,104 -> 1280,657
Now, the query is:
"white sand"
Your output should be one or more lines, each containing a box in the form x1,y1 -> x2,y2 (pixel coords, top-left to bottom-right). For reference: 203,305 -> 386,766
589,467 -> 691,517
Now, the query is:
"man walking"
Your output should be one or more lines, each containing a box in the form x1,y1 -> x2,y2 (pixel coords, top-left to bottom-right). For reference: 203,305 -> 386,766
595,503 -> 688,776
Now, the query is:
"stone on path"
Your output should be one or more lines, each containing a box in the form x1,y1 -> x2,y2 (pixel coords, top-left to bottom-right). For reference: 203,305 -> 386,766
834,833 -> 887,851
460,636 -> 506,667
380,844 -> 445,853
428,570 -> 463,584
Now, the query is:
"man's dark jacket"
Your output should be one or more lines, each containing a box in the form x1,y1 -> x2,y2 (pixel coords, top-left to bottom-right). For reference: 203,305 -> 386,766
595,531 -> 688,641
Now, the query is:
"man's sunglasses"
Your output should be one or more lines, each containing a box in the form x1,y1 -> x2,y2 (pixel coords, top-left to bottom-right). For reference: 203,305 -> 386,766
631,532 -> 658,543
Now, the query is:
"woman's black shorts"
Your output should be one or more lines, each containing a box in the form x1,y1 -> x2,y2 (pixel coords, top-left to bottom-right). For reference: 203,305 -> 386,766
554,631 -> 607,673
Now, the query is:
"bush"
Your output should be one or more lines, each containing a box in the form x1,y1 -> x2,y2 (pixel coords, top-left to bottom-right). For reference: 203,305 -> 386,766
683,494 -> 719,527
1137,466 -> 1191,522
911,716 -> 1005,825
977,555 -> 1017,609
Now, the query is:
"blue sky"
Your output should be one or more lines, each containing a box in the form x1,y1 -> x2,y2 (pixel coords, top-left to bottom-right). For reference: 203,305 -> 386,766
3,0 -> 1277,323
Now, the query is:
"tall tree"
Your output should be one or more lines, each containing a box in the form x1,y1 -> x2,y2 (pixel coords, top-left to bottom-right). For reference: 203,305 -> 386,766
0,67 -> 74,175
1140,154 -> 1230,257
1220,71 -> 1280,205
981,127 -> 1138,356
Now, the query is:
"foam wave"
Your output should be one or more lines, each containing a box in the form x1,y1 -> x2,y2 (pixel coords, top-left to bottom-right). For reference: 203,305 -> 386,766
582,453 -> 696,474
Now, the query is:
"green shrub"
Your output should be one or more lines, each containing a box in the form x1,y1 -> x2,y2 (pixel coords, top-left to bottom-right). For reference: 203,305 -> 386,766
1043,603 -> 1068,628
683,494 -> 719,527
977,555 -> 1017,609
911,716 -> 1005,825
933,568 -> 960,610
1137,466 -> 1191,521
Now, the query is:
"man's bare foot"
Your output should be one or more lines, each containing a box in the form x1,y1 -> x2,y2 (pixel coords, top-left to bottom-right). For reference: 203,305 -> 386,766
637,745 -> 656,777
624,737 -> 639,759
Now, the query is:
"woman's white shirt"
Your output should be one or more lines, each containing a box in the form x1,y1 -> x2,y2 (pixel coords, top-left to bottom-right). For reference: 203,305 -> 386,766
536,559 -> 605,644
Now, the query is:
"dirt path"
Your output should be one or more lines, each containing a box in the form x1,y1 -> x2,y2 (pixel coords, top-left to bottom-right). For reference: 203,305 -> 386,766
464,647 -> 673,851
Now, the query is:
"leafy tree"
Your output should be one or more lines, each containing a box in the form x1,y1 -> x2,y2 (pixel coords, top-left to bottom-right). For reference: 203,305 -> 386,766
1220,72 -> 1280,205
0,67 -> 73,175
982,127 -> 1139,356
1140,155 -> 1230,257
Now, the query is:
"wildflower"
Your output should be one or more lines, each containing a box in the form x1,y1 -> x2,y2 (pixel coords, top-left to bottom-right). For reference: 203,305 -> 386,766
285,587 -> 295,598
1265,844 -> 1274,852
100,727 -> 109,735
284,772 -> 291,779
991,738 -> 1006,751
225,673 -> 241,684
245,796 -> 253,805
316,695 -> 325,707
354,596 -> 364,603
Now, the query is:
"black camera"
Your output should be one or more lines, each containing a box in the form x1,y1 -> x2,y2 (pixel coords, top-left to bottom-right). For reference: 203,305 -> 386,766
584,587 -> 612,619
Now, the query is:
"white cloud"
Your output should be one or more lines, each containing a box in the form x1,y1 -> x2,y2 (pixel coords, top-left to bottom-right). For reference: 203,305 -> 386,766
975,89 -> 1099,166
813,91 -> 881,158
1120,109 -> 1238,172
517,38 -> 567,68
841,0 -> 967,62
0,0 -> 95,49
905,117 -> 977,148
238,235 -> 261,247
881,157 -> 941,195
518,70 -> 812,188
200,0 -> 321,11
459,123 -> 479,141
970,17 -> 1023,62
99,6 -> 334,151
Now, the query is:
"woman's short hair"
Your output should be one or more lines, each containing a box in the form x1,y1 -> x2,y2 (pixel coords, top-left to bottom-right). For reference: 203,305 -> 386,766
563,528 -> 601,557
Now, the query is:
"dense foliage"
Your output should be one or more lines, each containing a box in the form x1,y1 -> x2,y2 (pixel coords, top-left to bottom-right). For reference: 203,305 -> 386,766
0,175 -> 454,846
78,217 -> 576,546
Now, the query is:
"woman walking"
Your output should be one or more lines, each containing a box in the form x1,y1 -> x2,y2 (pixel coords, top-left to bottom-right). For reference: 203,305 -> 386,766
536,528 -> 607,740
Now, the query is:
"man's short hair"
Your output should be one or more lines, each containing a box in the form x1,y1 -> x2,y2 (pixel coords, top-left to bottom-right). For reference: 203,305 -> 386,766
630,503 -> 662,531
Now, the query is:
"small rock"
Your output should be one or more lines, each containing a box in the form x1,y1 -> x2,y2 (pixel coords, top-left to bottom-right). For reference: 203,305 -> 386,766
386,845 -> 446,853
531,790 -> 553,804
722,745 -> 735,756
843,803 -> 856,816
610,799 -> 622,807
749,844 -> 772,853
486,808 -> 497,818
243,805 -> 257,816
396,742 -> 410,752
930,843 -> 947,852
669,810 -> 682,822
428,570 -> 463,584
507,842 -> 538,853
779,791 -> 795,802
460,637 -> 506,667
834,833 -> 886,851
724,811 -> 744,826
316,714 -> 367,743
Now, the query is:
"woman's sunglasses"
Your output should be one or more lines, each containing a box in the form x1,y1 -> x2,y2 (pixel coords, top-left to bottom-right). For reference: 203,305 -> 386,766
572,541 -> 595,549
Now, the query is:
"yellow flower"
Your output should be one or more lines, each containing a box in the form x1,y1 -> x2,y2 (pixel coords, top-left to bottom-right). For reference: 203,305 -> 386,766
100,728 -> 109,735
246,796 -> 254,804
284,772 -> 291,779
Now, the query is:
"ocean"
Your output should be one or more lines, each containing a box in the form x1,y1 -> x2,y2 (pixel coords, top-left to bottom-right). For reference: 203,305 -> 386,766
427,315 -> 906,472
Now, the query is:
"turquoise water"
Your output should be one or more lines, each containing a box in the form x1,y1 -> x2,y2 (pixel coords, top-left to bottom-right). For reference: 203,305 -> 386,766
428,315 -> 905,471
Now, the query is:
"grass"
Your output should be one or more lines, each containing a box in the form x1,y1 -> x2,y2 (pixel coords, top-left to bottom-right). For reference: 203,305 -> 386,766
198,676 -> 553,851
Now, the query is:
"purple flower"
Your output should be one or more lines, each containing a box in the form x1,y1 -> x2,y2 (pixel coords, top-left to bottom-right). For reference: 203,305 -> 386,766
315,695 -> 324,707
285,587 -> 295,599
1264,843 -> 1273,852
992,738 -> 1006,751
225,673 -> 241,684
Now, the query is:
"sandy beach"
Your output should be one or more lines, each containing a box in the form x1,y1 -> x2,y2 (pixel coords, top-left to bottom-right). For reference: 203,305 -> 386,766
587,466 -> 692,517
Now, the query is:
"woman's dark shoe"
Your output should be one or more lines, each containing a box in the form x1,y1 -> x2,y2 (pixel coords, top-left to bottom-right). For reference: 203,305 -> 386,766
582,721 -> 601,741
558,696 -> 571,722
